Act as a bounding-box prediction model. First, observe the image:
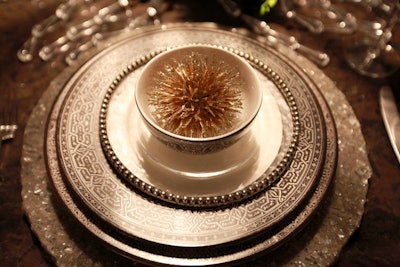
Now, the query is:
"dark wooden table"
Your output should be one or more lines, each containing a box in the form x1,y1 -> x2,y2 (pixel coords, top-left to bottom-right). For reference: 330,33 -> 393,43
1,1 -> 399,266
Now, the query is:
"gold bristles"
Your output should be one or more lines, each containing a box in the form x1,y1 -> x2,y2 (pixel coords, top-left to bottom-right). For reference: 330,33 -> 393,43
148,52 -> 243,138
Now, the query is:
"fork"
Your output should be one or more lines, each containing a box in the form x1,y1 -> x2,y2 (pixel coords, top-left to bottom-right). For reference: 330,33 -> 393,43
0,87 -> 18,148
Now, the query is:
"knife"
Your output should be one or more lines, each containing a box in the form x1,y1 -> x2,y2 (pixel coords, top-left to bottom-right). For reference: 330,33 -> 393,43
380,86 -> 400,164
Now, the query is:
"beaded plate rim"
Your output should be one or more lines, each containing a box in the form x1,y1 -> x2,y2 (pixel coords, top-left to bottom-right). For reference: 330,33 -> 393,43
98,43 -> 300,208
51,23 -> 329,248
40,23 -> 338,266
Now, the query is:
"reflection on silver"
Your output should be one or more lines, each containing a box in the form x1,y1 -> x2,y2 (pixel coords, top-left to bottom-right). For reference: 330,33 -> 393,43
19,23 -> 372,267
380,86 -> 400,163
100,45 -> 300,208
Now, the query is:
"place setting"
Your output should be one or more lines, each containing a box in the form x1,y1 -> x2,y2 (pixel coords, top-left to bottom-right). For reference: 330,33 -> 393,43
17,0 -> 379,266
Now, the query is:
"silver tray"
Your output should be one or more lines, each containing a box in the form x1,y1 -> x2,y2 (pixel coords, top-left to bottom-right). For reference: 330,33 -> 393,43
45,23 -> 337,265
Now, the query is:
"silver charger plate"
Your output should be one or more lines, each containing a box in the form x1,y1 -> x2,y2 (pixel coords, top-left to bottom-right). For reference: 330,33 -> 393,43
43,23 -> 337,265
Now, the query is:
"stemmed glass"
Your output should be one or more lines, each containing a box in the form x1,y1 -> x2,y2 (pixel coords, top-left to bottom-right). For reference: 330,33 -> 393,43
345,1 -> 400,78
280,0 -> 358,34
334,0 -> 393,14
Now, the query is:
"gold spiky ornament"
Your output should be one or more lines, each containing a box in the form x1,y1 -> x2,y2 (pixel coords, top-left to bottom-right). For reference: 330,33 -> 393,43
148,52 -> 244,138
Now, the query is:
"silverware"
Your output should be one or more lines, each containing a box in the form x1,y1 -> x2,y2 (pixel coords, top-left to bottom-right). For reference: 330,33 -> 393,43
65,0 -> 163,64
65,0 -> 133,40
0,125 -> 17,147
241,14 -> 330,67
64,14 -> 147,64
280,0 -> 325,33
39,24 -> 101,61
17,0 -> 80,62
218,0 -> 330,67
0,88 -> 18,148
380,86 -> 400,164
39,0 -> 140,62
280,0 -> 357,34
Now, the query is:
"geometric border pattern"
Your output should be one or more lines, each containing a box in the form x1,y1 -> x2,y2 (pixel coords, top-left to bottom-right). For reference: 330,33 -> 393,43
51,24 -> 329,248
99,43 -> 300,208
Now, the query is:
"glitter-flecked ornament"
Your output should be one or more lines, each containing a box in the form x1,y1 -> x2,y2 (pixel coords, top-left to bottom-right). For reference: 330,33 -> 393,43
148,52 -> 244,138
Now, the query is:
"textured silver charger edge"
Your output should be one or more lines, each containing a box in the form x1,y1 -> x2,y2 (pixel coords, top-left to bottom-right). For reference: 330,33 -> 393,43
20,23 -> 369,267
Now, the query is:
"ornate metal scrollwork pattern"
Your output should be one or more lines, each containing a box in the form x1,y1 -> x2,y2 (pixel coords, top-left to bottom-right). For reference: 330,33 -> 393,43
98,44 -> 300,208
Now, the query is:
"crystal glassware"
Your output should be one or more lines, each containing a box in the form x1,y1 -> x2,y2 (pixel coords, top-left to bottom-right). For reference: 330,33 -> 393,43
280,0 -> 358,34
345,1 -> 400,78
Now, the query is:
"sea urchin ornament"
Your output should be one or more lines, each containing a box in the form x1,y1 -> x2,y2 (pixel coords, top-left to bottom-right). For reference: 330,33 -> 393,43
148,52 -> 244,138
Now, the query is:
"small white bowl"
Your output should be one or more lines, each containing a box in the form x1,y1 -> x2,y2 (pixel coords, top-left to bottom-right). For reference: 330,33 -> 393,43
135,44 -> 262,154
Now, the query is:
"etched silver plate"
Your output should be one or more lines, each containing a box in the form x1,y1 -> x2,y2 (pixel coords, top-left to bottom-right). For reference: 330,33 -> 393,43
99,44 -> 300,208
45,23 -> 337,265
